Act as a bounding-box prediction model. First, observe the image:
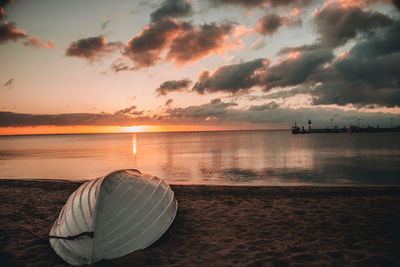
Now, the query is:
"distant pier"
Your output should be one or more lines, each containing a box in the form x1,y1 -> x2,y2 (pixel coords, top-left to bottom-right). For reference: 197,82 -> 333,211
291,123 -> 400,134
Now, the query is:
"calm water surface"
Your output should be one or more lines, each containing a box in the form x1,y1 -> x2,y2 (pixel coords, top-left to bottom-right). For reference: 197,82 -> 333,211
0,130 -> 399,185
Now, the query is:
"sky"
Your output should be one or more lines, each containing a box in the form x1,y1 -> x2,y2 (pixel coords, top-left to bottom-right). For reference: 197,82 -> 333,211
0,0 -> 400,134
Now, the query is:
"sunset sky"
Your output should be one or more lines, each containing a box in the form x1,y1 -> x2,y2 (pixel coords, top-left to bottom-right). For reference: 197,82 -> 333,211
1,0 -> 399,134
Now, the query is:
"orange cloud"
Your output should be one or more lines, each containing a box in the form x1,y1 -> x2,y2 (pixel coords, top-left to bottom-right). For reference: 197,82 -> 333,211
124,18 -> 185,67
167,22 -> 237,65
23,36 -> 56,49
124,19 -> 243,68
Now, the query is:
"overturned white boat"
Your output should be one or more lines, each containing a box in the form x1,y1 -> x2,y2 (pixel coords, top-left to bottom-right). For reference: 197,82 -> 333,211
49,169 -> 178,265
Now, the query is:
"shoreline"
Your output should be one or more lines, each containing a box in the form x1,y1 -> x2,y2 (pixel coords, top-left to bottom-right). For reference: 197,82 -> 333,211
1,179 -> 400,266
2,178 -> 400,187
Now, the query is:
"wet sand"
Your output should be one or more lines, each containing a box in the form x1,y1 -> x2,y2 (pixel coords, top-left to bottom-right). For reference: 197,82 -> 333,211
1,179 -> 400,266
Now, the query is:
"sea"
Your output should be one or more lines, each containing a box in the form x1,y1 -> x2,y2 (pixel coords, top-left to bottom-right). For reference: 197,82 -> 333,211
0,130 -> 399,185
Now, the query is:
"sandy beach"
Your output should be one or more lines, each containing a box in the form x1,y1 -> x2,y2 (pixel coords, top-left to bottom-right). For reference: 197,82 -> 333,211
1,179 -> 400,266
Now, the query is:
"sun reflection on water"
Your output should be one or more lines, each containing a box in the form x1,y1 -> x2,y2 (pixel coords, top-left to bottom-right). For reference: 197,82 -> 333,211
132,134 -> 137,155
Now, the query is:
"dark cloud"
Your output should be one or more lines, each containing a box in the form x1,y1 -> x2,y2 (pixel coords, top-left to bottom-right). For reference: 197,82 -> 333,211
256,14 -> 284,35
165,98 -> 399,126
150,0 -> 192,22
1,101 -> 399,128
0,105 -> 148,127
110,61 -> 136,72
393,0 -> 400,9
255,13 -> 301,36
264,21 -> 400,108
167,98 -> 238,120
248,102 -> 279,111
124,19 -> 239,68
314,3 -> 393,47
0,0 -> 12,20
156,78 -> 192,96
188,45 -> 332,95
0,2 -> 55,48
312,21 -> 400,107
0,7 -> 6,20
66,36 -> 121,61
262,45 -> 333,90
183,13 -> 398,109
124,18 -> 186,67
277,44 -> 320,55
101,19 -> 111,31
165,99 -> 174,106
113,105 -> 143,116
1,78 -> 13,90
0,0 -> 13,6
100,15 -> 118,31
249,86 -> 310,100
167,22 -> 235,65
193,58 -> 268,94
0,111 -> 117,127
0,22 -> 26,44
211,0 -> 315,8
23,36 -> 55,49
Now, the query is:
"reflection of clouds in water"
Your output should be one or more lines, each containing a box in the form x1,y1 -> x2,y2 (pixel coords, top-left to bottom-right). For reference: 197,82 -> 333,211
200,167 -> 314,184
1,131 -> 400,184
200,158 -> 400,185
201,168 -> 260,183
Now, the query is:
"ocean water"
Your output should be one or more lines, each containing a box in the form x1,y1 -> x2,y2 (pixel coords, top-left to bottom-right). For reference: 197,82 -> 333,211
0,130 -> 399,185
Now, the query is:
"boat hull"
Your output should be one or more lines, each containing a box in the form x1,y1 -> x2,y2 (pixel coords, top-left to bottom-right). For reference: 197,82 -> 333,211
49,169 -> 178,265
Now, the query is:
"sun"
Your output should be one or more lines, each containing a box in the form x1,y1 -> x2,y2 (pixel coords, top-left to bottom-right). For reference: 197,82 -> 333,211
120,125 -> 148,133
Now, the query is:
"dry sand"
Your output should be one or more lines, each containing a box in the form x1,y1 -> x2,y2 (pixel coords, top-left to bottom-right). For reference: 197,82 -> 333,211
1,179 -> 400,266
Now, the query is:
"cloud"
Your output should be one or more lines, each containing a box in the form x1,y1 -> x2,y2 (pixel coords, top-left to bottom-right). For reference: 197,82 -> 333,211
0,0 -> 13,20
66,35 -> 121,61
167,22 -> 237,65
248,102 -> 279,111
23,36 -> 55,49
252,86 -> 311,100
1,100 -> 399,128
0,22 -> 26,44
256,11 -> 302,36
165,98 -> 399,126
393,0 -> 400,9
192,58 -> 268,94
314,2 -> 393,47
211,0 -> 315,8
0,2 -> 55,48
261,45 -> 333,90
1,78 -> 13,90
0,22 -> 56,49
256,14 -> 285,35
0,105 -> 148,127
262,21 -> 400,108
100,14 -> 120,31
110,62 -> 133,72
124,18 -> 186,67
113,105 -> 143,116
0,0 -> 13,7
251,38 -> 266,50
0,7 -> 6,20
150,0 -> 192,22
124,19 -> 240,68
165,99 -> 174,106
174,16 -> 398,109
312,21 -> 400,107
166,98 -> 238,120
156,78 -> 192,96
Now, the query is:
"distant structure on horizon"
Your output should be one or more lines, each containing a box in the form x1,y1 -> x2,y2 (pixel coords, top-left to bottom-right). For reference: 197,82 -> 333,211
291,120 -> 400,134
